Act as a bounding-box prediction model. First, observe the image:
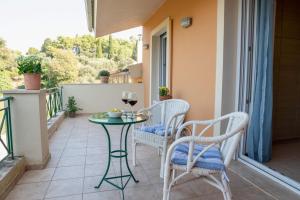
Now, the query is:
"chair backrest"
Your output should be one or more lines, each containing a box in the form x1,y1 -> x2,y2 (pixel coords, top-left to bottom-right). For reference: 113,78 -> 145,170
219,112 -> 249,166
151,99 -> 190,127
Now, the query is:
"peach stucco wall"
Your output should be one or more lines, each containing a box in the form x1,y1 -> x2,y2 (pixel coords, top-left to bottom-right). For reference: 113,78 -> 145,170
142,0 -> 217,121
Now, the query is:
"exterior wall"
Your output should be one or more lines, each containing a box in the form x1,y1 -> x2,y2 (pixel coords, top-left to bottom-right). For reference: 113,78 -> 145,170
142,0 -> 218,121
62,84 -> 144,113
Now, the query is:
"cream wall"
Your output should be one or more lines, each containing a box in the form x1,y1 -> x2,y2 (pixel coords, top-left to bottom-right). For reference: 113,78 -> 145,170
62,84 -> 144,113
143,0 -> 218,121
3,90 -> 49,168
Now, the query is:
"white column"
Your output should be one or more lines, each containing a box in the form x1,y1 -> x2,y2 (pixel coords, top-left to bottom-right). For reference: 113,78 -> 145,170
3,89 -> 49,169
137,34 -> 143,63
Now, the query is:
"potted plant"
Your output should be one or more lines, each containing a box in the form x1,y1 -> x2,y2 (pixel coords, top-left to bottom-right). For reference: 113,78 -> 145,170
98,70 -> 110,83
65,96 -> 82,118
16,55 -> 42,90
159,86 -> 172,101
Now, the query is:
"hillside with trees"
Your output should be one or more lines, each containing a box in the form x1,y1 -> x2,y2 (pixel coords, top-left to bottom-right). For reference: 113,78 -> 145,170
0,34 -> 138,90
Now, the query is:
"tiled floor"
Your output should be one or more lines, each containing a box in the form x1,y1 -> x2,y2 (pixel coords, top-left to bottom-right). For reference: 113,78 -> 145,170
265,140 -> 300,183
5,115 -> 277,200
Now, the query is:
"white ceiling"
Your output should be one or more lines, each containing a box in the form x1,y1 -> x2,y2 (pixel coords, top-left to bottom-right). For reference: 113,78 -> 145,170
94,0 -> 166,37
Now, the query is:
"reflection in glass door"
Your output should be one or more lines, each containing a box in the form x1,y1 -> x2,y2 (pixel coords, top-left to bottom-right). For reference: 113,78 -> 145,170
159,32 -> 167,87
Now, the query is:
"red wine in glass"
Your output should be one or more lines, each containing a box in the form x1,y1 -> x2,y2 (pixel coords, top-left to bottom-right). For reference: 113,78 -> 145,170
122,99 -> 128,104
128,100 -> 138,106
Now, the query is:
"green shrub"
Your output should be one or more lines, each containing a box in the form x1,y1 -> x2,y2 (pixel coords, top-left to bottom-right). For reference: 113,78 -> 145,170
98,70 -> 110,77
159,86 -> 169,96
65,96 -> 82,113
16,55 -> 42,74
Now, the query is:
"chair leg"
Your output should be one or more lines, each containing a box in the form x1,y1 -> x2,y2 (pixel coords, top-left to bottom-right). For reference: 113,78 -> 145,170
163,161 -> 171,200
160,145 -> 167,178
172,169 -> 176,183
221,174 -> 232,200
163,188 -> 170,200
157,148 -> 161,156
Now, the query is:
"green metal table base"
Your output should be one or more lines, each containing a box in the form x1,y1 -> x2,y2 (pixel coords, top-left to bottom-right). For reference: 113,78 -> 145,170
95,124 -> 139,199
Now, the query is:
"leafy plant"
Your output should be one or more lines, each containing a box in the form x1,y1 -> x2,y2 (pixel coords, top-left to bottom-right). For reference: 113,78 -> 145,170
98,70 -> 110,77
65,96 -> 82,113
16,55 -> 42,74
159,86 -> 170,96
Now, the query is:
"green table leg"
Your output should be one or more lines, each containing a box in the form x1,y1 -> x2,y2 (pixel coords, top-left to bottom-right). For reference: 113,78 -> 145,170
124,124 -> 139,183
95,124 -> 112,189
94,123 -> 139,199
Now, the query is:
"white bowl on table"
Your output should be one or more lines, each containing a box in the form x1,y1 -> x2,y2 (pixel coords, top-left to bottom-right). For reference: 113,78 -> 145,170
107,111 -> 122,118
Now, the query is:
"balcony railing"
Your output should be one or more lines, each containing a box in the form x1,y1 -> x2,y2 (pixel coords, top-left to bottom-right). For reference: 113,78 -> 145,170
0,96 -> 14,162
46,87 -> 63,120
109,71 -> 130,84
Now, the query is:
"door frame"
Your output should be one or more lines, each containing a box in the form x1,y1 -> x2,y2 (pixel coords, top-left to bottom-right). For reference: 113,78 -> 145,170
149,17 -> 172,104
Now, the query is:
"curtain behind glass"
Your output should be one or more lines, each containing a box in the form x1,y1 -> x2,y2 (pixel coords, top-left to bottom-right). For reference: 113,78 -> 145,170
246,0 -> 275,163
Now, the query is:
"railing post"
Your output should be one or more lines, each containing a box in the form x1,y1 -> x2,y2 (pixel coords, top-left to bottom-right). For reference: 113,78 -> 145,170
60,86 -> 63,110
3,89 -> 50,169
6,98 -> 13,159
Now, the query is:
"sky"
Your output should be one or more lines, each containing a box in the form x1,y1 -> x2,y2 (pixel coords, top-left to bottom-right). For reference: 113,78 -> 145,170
0,0 -> 142,53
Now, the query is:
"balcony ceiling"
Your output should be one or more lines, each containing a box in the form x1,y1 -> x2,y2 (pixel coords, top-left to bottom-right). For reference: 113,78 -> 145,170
90,0 -> 166,37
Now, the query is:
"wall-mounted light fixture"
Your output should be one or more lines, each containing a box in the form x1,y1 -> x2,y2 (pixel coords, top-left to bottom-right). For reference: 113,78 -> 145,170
143,44 -> 149,49
180,17 -> 192,28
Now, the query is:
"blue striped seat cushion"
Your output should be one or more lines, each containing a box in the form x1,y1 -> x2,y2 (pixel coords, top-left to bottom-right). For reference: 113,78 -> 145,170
171,143 -> 225,171
139,124 -> 173,136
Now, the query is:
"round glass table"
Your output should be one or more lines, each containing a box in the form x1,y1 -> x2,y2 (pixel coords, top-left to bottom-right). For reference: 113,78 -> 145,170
88,112 -> 148,199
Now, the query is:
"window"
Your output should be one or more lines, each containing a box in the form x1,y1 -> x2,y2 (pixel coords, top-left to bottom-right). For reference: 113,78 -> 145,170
159,32 -> 167,87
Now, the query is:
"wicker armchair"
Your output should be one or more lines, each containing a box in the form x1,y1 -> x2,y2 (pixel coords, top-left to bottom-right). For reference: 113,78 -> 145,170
163,112 -> 249,200
132,99 -> 190,178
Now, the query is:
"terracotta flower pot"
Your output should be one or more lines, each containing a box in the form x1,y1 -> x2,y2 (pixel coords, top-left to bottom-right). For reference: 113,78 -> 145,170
100,76 -> 109,84
159,95 -> 172,101
24,73 -> 41,90
68,112 -> 76,118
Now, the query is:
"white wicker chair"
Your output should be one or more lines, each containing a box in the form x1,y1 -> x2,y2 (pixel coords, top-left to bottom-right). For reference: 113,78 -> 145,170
163,112 -> 249,200
132,99 -> 190,178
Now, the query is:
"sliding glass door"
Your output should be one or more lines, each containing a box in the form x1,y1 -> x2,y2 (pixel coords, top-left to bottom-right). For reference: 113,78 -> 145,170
238,0 -> 300,191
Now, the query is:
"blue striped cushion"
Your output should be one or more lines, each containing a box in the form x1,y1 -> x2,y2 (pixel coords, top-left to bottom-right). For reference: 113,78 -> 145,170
171,143 -> 225,171
139,124 -> 173,136
140,124 -> 162,133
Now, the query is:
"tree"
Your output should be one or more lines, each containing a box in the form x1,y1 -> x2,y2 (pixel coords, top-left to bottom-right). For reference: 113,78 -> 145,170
0,71 -> 13,91
131,40 -> 138,61
96,38 -> 103,58
0,38 -> 5,48
27,47 -> 39,55
1,34 -> 139,89
42,49 -> 79,88
0,38 -> 20,91
108,35 -> 113,59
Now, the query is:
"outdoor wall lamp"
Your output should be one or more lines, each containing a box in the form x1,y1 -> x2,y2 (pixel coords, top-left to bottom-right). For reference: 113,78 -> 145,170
143,44 -> 149,49
180,17 -> 192,28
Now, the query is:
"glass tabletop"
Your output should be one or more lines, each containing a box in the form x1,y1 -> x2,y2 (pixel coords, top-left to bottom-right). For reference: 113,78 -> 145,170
88,112 -> 148,125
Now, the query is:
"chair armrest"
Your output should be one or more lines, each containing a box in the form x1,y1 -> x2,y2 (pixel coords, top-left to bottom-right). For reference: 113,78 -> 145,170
163,111 -> 188,138
175,119 -> 220,139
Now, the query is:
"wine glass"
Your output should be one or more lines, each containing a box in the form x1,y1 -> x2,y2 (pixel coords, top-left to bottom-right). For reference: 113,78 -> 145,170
122,91 -> 129,104
122,91 -> 130,117
127,92 -> 138,118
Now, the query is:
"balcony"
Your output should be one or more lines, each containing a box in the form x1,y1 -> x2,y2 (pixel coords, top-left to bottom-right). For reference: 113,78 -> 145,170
0,83 -> 298,200
1,117 -> 286,199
